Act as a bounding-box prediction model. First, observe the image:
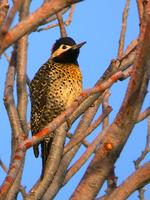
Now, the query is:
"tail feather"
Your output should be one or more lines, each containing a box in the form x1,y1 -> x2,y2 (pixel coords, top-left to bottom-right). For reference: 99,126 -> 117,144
41,137 -> 53,178
33,144 -> 39,158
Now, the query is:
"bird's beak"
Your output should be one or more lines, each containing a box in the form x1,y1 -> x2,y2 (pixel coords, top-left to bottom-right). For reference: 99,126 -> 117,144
71,41 -> 86,50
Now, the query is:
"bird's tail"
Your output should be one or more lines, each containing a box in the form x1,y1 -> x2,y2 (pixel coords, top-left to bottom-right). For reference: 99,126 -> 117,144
41,137 -> 53,178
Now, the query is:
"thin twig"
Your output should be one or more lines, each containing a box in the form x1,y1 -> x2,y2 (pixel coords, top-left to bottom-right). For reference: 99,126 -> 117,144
134,116 -> 150,200
3,51 -> 10,62
56,12 -> 67,37
136,107 -> 150,123
67,132 -> 90,149
134,117 -> 150,169
136,0 -> 144,23
37,5 -> 75,32
37,22 -> 59,32
146,116 -> 150,147
0,159 -> 8,173
102,90 -> 110,129
65,4 -> 75,26
117,0 -> 130,59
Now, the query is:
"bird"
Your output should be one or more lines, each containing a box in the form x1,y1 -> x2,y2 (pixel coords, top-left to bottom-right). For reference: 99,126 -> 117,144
30,37 -> 86,176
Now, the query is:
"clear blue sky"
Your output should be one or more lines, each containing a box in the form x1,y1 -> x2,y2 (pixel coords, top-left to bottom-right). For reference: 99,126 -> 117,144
0,1 -> 150,199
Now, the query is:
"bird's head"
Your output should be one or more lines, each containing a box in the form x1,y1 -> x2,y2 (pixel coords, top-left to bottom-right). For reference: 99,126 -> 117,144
51,37 -> 86,64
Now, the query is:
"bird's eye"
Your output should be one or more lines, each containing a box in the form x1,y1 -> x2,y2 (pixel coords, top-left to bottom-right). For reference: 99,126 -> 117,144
62,45 -> 67,49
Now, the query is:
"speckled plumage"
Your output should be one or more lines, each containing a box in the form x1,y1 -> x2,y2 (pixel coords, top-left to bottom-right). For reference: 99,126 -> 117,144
30,37 -> 85,174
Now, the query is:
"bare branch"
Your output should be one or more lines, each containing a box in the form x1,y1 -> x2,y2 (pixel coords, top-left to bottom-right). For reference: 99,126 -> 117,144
42,91 -> 106,200
136,0 -> 144,22
5,2 -> 31,199
136,107 -> 150,123
134,115 -> 150,200
70,2 -> 150,199
146,116 -> 150,148
16,0 -> 30,134
3,46 -> 23,147
37,22 -> 59,32
37,5 -> 75,32
65,4 -> 75,26
27,123 -> 67,200
104,162 -> 150,200
0,0 -> 84,54
67,132 -> 90,149
3,51 -> 10,62
63,127 -> 111,185
1,0 -> 24,34
56,12 -> 67,37
64,104 -> 112,154
0,158 -> 8,173
117,0 -> 130,59
0,0 -> 9,28
102,91 -> 110,129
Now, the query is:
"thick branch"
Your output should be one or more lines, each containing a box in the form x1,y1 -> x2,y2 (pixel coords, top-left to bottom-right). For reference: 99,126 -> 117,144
5,2 -> 31,199
0,0 -> 9,28
27,123 -> 67,200
16,0 -> 30,134
0,0 -> 84,54
3,46 -> 23,149
1,0 -> 24,33
70,2 -> 150,199
136,0 -> 144,22
104,162 -> 150,200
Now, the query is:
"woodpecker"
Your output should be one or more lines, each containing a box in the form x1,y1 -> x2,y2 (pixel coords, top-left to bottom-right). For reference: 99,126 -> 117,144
30,37 -> 86,175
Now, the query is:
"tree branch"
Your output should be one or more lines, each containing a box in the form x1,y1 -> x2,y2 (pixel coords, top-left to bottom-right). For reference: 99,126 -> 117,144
104,162 -> 150,200
136,0 -> 144,22
57,12 -> 67,37
0,0 -> 9,28
70,2 -> 150,199
117,0 -> 130,59
27,123 -> 67,200
37,5 -> 75,32
1,0 -> 24,34
64,104 -> 112,154
16,0 -> 30,134
0,0 -> 84,54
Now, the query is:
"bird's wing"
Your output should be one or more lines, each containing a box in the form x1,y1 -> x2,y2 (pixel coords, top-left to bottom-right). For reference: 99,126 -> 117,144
30,61 -> 51,157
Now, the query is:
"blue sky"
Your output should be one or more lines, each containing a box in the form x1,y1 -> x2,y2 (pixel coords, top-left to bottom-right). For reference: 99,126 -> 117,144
0,1 -> 150,199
